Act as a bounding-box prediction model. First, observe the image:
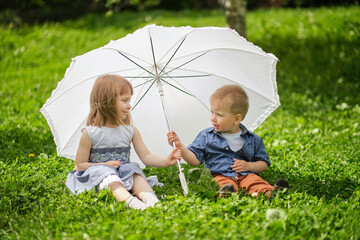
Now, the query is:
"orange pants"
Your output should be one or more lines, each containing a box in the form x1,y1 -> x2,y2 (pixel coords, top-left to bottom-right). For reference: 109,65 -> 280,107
213,173 -> 273,196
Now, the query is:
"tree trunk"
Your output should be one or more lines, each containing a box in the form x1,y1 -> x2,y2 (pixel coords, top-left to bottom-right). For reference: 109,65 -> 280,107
224,0 -> 247,37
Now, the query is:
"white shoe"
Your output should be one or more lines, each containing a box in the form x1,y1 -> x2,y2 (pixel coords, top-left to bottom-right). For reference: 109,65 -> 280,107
126,196 -> 146,210
141,192 -> 160,208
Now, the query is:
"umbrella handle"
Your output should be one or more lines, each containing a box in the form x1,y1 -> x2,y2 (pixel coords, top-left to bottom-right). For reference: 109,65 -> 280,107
172,141 -> 188,196
157,80 -> 188,195
179,172 -> 189,196
172,141 -> 182,169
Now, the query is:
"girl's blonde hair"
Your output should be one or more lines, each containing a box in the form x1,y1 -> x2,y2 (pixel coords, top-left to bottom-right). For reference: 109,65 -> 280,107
87,75 -> 133,127
210,84 -> 249,119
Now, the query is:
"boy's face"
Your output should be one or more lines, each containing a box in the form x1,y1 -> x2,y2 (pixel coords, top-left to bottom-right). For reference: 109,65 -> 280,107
210,97 -> 242,134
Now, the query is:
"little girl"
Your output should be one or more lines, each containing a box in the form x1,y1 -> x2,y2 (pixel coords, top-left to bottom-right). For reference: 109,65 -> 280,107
66,75 -> 180,210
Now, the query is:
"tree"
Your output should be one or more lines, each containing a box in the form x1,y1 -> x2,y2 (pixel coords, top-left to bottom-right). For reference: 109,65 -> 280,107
224,0 -> 247,37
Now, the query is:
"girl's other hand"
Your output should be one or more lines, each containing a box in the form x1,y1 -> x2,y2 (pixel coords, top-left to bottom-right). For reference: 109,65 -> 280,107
167,148 -> 181,166
104,160 -> 122,168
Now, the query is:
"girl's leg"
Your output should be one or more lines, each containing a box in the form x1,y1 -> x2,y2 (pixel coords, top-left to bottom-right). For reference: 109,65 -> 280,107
108,181 -> 132,202
109,181 -> 146,210
132,174 -> 159,207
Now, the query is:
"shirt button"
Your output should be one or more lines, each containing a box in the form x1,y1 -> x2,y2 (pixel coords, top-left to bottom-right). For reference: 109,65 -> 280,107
225,147 -> 229,150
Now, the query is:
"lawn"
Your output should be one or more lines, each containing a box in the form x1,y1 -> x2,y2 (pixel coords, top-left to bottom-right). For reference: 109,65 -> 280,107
1,6 -> 360,239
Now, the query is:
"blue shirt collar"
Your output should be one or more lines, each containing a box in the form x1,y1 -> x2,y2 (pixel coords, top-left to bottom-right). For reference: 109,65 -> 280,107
207,123 -> 254,136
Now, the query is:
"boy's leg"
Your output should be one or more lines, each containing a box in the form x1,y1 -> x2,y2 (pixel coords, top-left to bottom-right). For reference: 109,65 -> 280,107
239,173 -> 273,196
213,174 -> 239,197
213,174 -> 238,191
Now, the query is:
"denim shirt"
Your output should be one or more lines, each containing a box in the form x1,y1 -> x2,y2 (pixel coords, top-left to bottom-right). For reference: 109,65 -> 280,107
187,124 -> 271,177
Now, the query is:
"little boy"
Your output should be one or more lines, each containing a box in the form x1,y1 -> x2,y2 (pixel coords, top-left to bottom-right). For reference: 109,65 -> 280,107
168,84 -> 289,197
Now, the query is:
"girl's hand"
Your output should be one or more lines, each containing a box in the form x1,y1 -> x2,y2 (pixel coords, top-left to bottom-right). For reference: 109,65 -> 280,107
104,160 -> 122,169
166,148 -> 181,166
167,131 -> 181,147
231,159 -> 249,173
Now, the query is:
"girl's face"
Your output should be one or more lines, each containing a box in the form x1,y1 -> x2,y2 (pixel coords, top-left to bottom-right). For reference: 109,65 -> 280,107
116,92 -> 132,120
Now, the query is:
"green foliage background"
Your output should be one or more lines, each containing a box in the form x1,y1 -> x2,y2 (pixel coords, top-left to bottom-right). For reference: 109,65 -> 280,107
1,0 -> 358,24
1,6 -> 360,239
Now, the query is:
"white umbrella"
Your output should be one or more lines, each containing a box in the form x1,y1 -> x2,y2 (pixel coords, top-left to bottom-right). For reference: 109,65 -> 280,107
41,24 -> 279,196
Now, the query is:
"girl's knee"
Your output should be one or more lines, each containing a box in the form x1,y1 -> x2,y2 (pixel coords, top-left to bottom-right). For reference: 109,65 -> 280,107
108,181 -> 125,190
99,174 -> 123,190
133,173 -> 146,181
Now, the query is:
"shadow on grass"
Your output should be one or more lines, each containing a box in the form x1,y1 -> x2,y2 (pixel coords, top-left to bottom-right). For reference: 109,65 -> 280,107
146,165 -> 358,201
262,170 -> 357,200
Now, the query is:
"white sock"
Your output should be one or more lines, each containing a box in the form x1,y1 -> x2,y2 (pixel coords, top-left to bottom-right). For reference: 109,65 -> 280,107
141,192 -> 159,208
125,196 -> 146,210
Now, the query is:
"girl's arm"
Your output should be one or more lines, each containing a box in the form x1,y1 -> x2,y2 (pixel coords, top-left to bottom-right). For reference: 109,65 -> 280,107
75,129 -> 121,171
132,126 -> 179,167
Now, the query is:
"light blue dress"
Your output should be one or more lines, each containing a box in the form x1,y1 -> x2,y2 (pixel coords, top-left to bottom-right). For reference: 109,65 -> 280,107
66,125 -> 161,194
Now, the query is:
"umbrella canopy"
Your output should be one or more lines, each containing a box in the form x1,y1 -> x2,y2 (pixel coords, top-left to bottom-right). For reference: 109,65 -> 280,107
41,24 -> 279,167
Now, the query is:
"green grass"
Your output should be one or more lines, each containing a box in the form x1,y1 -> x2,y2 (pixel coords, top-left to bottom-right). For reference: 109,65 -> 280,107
1,6 -> 360,239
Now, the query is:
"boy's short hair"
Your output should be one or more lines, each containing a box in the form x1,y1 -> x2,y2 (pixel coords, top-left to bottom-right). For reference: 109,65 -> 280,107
210,84 -> 249,119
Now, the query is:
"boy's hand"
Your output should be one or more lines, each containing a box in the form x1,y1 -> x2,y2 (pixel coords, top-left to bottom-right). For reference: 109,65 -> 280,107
167,148 -> 181,166
167,131 -> 181,147
231,159 -> 249,173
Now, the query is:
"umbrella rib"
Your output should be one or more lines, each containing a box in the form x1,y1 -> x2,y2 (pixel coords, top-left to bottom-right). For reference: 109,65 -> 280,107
180,69 -> 280,104
156,48 -> 277,77
162,51 -> 208,76
162,76 -> 211,112
116,50 -> 155,77
160,74 -> 210,79
155,27 -> 198,64
123,76 -> 154,78
131,78 -> 157,110
132,79 -> 155,89
159,78 -> 193,96
149,33 -> 160,78
163,66 -> 279,106
42,69 -> 142,107
158,36 -> 187,76
163,48 -> 277,65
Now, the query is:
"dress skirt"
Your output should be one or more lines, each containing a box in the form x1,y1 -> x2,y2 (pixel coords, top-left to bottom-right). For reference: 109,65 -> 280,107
66,162 -> 162,194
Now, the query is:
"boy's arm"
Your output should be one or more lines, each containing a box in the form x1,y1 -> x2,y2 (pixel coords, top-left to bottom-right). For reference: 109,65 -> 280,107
168,131 -> 201,166
177,142 -> 202,166
232,134 -> 270,174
